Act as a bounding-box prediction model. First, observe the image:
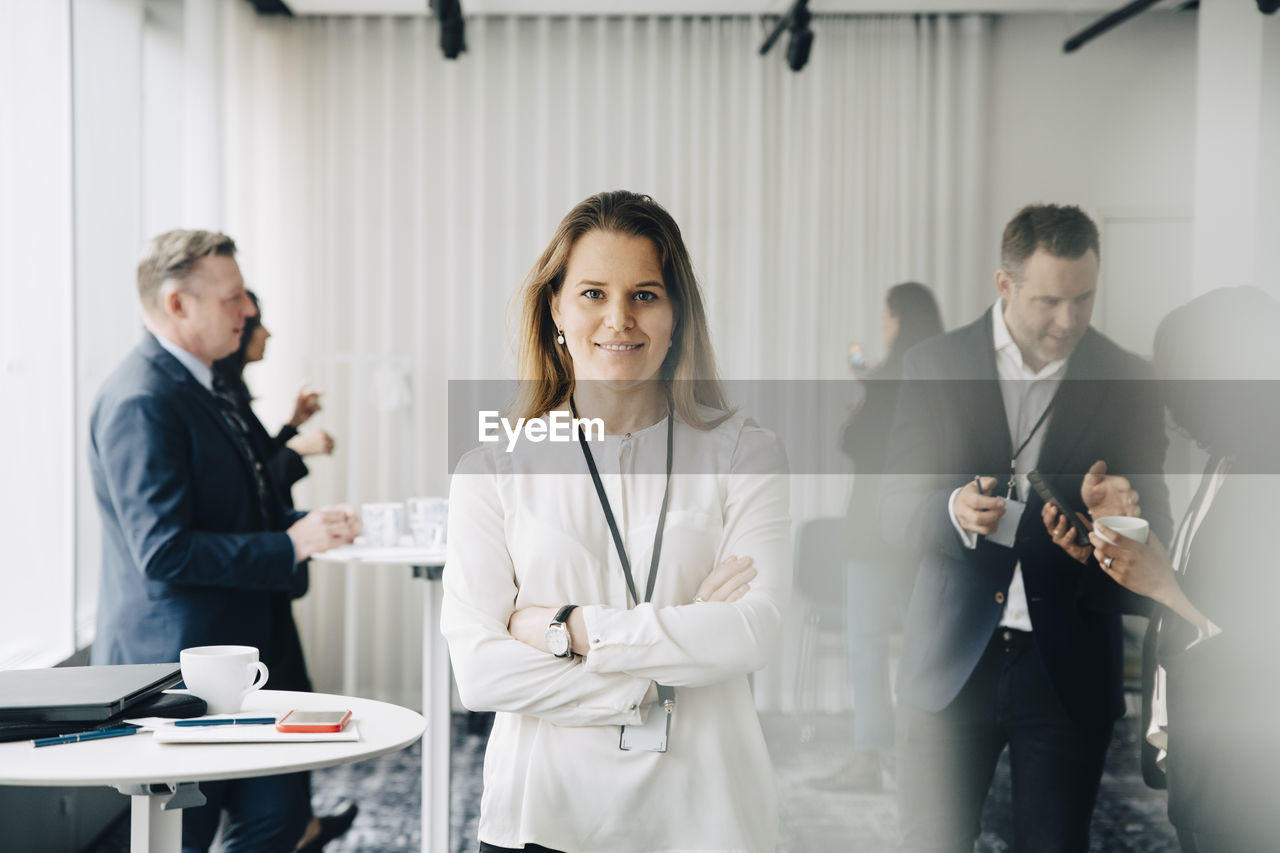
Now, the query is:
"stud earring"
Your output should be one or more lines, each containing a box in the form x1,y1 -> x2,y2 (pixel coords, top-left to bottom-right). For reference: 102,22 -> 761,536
556,329 -> 565,345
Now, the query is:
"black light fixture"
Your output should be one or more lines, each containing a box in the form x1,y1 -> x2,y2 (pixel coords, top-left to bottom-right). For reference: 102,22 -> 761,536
243,0 -> 293,15
1260,0 -> 1279,14
760,0 -> 814,73
430,0 -> 466,60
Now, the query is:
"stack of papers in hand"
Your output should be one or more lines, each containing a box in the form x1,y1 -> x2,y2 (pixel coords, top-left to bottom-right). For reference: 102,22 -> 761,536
126,713 -> 361,744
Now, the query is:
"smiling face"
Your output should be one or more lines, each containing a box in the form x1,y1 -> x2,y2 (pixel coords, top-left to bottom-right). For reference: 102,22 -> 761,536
996,247 -> 1098,371
550,229 -> 675,389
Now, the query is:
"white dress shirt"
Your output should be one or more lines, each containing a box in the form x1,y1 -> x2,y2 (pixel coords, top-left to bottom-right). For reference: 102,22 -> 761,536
152,331 -> 214,391
949,302 -> 1068,631
441,410 -> 792,853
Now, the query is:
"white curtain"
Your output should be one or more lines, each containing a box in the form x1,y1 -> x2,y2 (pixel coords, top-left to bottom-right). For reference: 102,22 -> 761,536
194,7 -> 992,708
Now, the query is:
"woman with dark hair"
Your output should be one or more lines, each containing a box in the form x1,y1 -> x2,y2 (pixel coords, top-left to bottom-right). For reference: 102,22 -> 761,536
1053,286 -> 1280,850
814,282 -> 945,791
212,291 -> 334,508
880,281 -> 946,375
442,191 -> 792,852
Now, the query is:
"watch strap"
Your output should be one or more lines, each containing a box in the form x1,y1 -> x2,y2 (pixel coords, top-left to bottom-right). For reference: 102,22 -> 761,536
552,603 -> 579,626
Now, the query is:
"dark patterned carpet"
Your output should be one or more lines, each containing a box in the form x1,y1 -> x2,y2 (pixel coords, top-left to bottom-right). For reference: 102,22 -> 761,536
86,704 -> 1178,852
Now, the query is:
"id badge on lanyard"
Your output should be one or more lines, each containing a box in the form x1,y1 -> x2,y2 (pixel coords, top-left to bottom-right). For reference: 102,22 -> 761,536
573,397 -> 676,753
619,694 -> 673,752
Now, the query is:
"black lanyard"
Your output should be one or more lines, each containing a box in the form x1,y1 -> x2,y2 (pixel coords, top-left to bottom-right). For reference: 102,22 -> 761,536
570,397 -> 674,607
571,397 -> 677,710
1006,395 -> 1057,499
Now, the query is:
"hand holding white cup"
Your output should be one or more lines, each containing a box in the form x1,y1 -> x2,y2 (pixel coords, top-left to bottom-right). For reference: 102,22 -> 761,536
1089,516 -> 1150,576
180,645 -> 270,714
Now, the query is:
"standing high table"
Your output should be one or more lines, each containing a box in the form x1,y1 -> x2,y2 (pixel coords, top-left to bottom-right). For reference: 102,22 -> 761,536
313,544 -> 449,853
0,690 -> 423,853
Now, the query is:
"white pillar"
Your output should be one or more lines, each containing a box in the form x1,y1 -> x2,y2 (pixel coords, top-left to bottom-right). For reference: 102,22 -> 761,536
1192,3 -> 1280,299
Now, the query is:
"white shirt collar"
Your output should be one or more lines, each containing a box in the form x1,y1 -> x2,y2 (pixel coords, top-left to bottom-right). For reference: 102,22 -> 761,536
990,301 -> 1068,381
152,332 -> 214,391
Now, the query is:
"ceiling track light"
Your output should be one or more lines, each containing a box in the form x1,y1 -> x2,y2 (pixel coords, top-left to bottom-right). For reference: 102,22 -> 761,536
760,0 -> 814,73
244,0 -> 293,15
430,0 -> 466,60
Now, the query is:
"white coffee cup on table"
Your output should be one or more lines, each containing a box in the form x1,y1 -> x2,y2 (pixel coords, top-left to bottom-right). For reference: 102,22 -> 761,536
1093,516 -> 1150,545
407,497 -> 448,549
361,502 -> 405,547
180,645 -> 270,714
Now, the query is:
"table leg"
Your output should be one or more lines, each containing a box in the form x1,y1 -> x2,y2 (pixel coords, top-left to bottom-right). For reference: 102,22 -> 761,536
343,559 -> 359,697
422,576 -> 450,853
118,782 -> 204,853
130,793 -> 181,853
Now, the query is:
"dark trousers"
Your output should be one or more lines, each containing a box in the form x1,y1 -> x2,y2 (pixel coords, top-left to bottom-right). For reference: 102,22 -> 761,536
181,772 -> 311,853
479,844 -> 566,853
897,629 -> 1113,853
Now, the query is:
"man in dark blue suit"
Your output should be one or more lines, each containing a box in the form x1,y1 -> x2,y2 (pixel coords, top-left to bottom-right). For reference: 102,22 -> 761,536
90,230 -> 358,853
881,205 -> 1173,852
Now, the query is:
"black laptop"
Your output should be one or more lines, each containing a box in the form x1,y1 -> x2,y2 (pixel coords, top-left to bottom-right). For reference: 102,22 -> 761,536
0,663 -> 182,723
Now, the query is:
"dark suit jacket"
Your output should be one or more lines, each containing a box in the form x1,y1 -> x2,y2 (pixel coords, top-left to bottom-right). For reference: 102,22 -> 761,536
1159,471 -> 1280,837
881,312 -> 1172,730
221,379 -> 309,512
89,333 -> 305,670
227,383 -> 310,599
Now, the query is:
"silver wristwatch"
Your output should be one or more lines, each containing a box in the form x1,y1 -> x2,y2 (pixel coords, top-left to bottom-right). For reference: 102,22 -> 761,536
545,604 -> 579,658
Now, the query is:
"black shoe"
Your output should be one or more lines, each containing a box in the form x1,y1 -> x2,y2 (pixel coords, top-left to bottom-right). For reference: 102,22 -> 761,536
298,801 -> 358,852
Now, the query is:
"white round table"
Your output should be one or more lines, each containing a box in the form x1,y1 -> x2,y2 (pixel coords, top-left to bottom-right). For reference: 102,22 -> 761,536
0,689 -> 424,853
312,543 -> 448,853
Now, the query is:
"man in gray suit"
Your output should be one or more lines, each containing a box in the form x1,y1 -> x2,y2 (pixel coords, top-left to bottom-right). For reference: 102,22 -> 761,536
90,230 -> 357,852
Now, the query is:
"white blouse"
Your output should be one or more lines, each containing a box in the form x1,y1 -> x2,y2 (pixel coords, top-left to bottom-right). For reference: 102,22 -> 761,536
441,409 -> 792,853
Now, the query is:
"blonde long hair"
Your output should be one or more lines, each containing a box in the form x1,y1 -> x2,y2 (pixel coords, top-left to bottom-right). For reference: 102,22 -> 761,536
514,191 -> 730,429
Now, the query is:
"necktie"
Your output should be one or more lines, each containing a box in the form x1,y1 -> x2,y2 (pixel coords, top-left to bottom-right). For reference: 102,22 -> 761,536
210,375 -> 274,529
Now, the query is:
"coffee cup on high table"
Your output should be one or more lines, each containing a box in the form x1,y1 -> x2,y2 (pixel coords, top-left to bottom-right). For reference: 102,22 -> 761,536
180,645 -> 270,714
407,497 -> 449,550
361,502 -> 405,547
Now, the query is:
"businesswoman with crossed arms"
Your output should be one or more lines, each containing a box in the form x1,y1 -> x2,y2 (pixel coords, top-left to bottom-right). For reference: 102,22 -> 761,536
442,191 -> 792,853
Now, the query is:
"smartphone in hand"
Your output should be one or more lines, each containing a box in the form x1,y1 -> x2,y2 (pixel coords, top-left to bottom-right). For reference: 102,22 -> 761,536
1027,471 -> 1091,547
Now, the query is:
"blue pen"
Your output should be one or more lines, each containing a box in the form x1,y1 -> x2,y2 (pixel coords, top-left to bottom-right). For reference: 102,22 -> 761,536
174,717 -> 277,727
34,726 -> 140,748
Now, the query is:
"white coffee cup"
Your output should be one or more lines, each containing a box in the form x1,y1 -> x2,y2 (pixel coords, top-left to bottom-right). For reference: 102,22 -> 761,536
180,645 -> 270,714
361,502 -> 405,547
407,497 -> 448,549
1094,516 -> 1150,545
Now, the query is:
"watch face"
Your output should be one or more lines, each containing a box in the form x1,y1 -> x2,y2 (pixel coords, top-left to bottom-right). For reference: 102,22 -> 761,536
546,624 -> 570,657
